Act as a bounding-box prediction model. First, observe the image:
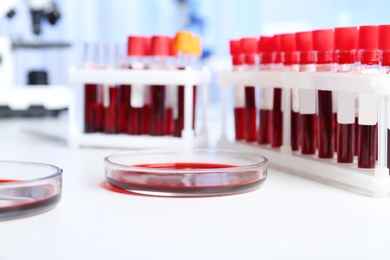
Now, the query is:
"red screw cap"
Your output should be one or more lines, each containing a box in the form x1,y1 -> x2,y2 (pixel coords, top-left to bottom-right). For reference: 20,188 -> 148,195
127,36 -> 145,56
296,31 -> 313,51
280,33 -> 296,52
259,36 -> 273,64
312,29 -> 334,51
379,24 -> 390,50
334,27 -> 358,50
150,35 -> 171,56
229,39 -> 241,55
272,35 -> 282,63
240,37 -> 258,54
359,25 -> 378,49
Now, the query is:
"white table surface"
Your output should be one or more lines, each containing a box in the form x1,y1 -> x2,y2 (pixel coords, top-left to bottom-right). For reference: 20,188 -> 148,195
1,116 -> 390,260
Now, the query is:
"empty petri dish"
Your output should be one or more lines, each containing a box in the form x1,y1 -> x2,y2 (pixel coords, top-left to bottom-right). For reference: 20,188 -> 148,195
0,161 -> 62,221
104,149 -> 268,197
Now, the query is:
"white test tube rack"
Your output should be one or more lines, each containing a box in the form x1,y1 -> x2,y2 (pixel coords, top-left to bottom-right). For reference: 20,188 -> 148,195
219,70 -> 390,198
68,67 -> 210,149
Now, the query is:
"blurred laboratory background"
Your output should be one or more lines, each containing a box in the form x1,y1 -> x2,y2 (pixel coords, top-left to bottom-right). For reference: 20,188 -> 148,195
2,0 -> 389,88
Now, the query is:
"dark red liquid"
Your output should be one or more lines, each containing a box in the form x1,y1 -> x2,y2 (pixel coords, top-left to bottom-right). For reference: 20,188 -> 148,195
337,123 -> 354,163
84,84 -> 104,133
119,85 -> 131,133
291,111 -> 300,151
245,87 -> 257,142
174,85 -> 197,137
358,124 -> 378,168
271,88 -> 283,148
258,109 -> 271,144
301,114 -> 316,155
150,85 -> 166,136
128,107 -> 143,135
334,113 -> 338,152
106,162 -> 263,195
165,107 -> 173,136
104,86 -> 119,134
234,107 -> 245,140
354,117 -> 359,156
0,182 -> 61,220
143,104 -> 151,134
317,90 -> 334,158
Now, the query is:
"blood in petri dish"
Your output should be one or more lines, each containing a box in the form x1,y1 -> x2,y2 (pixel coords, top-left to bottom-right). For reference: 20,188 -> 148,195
258,109 -> 271,144
301,114 -> 316,154
291,111 -> 300,151
0,183 -> 60,218
245,87 -> 257,142
271,88 -> 283,148
150,85 -> 166,136
337,124 -> 354,163
106,162 -> 263,194
119,84 -> 131,133
104,86 -> 119,134
317,90 -> 334,158
358,124 -> 377,168
234,107 -> 246,140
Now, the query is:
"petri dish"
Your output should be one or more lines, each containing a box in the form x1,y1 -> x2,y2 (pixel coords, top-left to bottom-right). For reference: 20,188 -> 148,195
0,160 -> 62,221
104,149 -> 268,197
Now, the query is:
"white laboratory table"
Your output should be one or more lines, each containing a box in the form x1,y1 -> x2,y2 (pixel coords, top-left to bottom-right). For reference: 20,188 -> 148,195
1,116 -> 390,260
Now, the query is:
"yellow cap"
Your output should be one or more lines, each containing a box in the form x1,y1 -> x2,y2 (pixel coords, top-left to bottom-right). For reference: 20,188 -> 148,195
174,31 -> 193,54
191,35 -> 202,57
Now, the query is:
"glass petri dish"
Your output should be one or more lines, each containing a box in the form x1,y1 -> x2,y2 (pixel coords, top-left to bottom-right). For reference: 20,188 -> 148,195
104,149 -> 268,197
0,160 -> 62,221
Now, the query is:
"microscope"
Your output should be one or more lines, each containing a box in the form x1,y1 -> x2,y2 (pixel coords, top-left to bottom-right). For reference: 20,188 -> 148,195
0,0 -> 70,117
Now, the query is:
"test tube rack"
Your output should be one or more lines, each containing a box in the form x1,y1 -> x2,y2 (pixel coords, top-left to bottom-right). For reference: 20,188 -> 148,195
68,67 -> 210,149
219,70 -> 390,198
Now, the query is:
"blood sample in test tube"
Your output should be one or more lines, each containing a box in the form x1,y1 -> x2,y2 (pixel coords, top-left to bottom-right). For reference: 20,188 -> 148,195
335,26 -> 358,163
271,35 -> 284,148
313,29 -> 335,158
257,36 -> 273,144
241,37 -> 258,142
280,33 -> 300,151
229,39 -> 246,141
296,31 -> 317,155
143,37 -> 152,135
150,35 -> 171,136
378,24 -> 390,169
357,25 -> 379,169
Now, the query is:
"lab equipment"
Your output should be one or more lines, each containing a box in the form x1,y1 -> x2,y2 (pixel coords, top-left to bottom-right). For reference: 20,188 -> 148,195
0,160 -> 62,221
104,149 -> 268,197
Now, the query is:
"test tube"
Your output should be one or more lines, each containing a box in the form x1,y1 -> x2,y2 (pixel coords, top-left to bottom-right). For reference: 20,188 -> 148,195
378,25 -> 390,169
102,43 -> 119,134
150,35 -> 171,136
271,35 -> 284,148
173,31 -> 194,137
296,31 -> 317,155
280,34 -> 300,151
143,37 -> 152,135
313,29 -> 335,158
257,36 -> 273,145
164,37 -> 176,136
335,27 -> 358,163
241,37 -> 258,142
357,26 -> 379,169
229,39 -> 246,140
83,43 -> 104,133
119,36 -> 146,135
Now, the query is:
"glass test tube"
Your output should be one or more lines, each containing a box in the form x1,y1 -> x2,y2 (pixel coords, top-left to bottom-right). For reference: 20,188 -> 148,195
379,25 -> 390,170
280,33 -> 300,151
357,26 -> 379,169
241,37 -> 258,142
257,36 -> 273,145
83,42 -> 104,133
335,27 -> 358,163
296,31 -> 317,155
313,29 -> 335,158
229,39 -> 246,141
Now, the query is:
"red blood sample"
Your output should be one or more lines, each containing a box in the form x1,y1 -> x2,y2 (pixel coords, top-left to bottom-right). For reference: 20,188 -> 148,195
128,106 -> 143,135
335,26 -> 358,163
241,37 -> 258,142
119,84 -> 131,133
358,25 -> 379,169
313,29 -> 335,158
103,86 -> 119,133
234,107 -> 246,140
84,83 -> 98,133
271,35 -> 283,148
